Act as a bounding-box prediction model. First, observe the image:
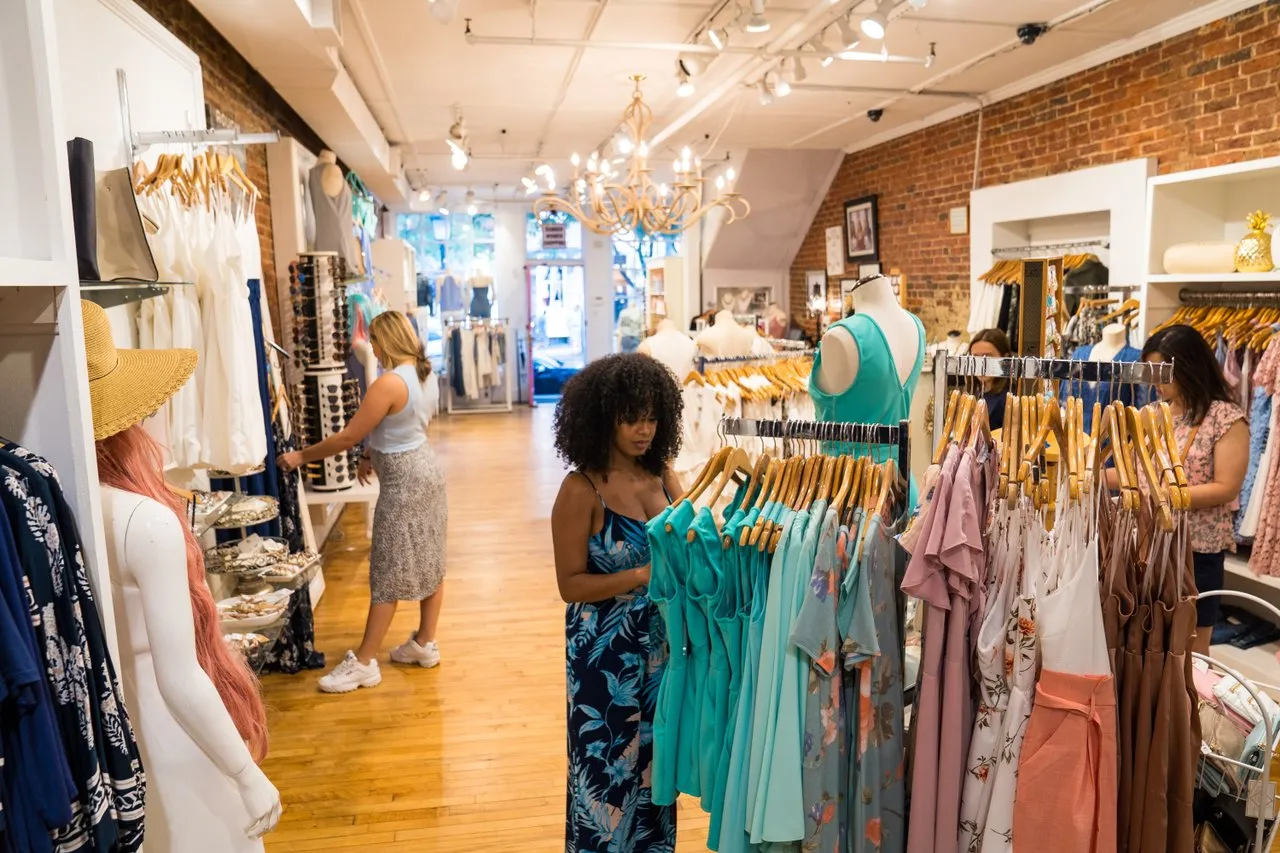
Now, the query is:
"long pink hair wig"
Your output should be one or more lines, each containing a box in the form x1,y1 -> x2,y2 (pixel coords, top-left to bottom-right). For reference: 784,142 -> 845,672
96,424 -> 269,762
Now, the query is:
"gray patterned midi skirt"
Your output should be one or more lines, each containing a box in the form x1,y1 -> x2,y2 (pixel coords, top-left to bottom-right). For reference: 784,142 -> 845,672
369,443 -> 447,603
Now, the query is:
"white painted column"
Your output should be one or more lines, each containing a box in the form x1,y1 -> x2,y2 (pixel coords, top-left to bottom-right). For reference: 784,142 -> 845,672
584,230 -> 613,362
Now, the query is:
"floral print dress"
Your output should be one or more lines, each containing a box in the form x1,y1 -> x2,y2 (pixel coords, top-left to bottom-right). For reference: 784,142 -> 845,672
565,478 -> 675,853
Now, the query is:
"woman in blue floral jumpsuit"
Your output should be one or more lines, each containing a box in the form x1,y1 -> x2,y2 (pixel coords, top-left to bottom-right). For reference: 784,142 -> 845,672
550,354 -> 684,853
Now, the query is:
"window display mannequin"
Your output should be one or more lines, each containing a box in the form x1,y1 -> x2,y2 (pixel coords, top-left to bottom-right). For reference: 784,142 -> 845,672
79,300 -> 280,852
469,274 -> 493,319
695,309 -> 756,358
308,149 -> 360,274
639,319 -> 697,377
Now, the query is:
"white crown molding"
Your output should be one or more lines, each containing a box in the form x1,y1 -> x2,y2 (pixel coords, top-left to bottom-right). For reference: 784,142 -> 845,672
95,0 -> 202,73
842,0 -> 1268,156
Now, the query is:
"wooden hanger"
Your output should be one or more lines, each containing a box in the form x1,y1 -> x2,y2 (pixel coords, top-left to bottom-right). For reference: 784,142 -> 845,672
933,390 -> 961,464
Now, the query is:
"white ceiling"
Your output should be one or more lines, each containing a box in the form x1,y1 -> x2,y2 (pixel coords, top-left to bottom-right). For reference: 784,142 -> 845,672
198,0 -> 1253,204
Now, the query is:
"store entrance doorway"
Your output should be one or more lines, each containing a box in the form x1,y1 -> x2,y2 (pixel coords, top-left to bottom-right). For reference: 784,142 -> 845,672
527,263 -> 587,402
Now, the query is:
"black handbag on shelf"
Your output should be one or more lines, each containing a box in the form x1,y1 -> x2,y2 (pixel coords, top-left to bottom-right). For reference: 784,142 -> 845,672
66,137 -> 99,280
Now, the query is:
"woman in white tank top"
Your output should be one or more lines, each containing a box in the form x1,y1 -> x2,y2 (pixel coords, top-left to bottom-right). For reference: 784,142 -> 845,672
278,310 -> 448,694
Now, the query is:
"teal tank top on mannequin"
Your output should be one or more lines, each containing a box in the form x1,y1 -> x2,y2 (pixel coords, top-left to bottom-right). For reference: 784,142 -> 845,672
808,312 -> 925,509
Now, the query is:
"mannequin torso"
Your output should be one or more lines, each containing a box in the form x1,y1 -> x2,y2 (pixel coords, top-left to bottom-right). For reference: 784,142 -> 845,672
1089,323 -> 1128,362
638,320 -> 697,377
102,486 -> 280,853
695,310 -> 757,358
317,150 -> 344,198
812,277 -> 921,395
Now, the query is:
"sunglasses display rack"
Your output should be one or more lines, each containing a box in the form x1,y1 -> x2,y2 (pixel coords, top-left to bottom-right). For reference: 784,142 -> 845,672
295,371 -> 360,491
290,252 -> 352,370
290,252 -> 359,491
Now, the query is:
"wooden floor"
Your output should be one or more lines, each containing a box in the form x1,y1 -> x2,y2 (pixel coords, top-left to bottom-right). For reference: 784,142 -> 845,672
260,407 -> 711,852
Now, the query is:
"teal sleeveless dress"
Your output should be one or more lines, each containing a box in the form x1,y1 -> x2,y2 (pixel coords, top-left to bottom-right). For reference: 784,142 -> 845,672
808,312 -> 925,510
647,500 -> 696,805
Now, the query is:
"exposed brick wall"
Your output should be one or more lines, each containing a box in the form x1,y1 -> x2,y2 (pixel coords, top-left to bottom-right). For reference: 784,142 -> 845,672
130,0 -> 332,341
789,1 -> 1280,339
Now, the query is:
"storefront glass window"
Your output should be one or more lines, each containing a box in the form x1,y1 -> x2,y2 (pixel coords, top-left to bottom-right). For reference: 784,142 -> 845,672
396,212 -> 496,359
612,230 -> 680,352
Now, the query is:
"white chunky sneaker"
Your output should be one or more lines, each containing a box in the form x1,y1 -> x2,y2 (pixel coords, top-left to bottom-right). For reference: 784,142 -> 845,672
390,636 -> 441,668
318,651 -> 382,693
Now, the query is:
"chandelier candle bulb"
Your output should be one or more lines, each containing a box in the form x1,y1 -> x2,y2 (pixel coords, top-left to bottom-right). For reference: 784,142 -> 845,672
570,152 -> 580,167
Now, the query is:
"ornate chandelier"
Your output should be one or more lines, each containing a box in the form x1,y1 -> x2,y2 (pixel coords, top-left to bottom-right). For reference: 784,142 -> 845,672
527,75 -> 750,236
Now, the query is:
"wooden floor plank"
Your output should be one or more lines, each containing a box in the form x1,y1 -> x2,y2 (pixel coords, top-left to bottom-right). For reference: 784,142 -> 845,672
260,407 -> 711,851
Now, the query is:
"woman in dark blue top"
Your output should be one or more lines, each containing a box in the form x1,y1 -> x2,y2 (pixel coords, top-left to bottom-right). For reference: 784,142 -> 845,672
969,328 -> 1012,430
551,354 -> 685,853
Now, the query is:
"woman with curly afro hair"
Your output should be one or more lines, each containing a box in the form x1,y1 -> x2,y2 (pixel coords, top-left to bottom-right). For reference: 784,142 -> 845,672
552,353 -> 683,853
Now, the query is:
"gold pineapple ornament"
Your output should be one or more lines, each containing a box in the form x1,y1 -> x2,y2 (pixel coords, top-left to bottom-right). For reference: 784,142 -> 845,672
1235,210 -> 1274,273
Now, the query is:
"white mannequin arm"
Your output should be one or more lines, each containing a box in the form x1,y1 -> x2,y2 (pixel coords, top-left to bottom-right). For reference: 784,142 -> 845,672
812,326 -> 861,395
123,500 -> 282,837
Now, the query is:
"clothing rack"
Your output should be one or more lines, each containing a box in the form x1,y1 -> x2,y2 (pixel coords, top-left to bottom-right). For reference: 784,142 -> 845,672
720,417 -> 910,482
931,351 -> 1174,448
1179,288 -> 1280,306
990,239 -> 1110,258
118,69 -> 280,158
444,318 -> 513,415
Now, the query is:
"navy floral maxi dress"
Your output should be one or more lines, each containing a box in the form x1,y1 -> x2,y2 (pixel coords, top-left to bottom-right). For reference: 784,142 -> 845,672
565,474 -> 676,853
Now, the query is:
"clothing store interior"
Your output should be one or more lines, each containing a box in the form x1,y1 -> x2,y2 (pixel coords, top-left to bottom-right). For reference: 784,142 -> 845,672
7,0 -> 1280,851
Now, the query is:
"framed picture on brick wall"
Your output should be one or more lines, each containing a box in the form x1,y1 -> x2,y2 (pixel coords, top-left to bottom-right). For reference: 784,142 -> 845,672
844,195 -> 879,264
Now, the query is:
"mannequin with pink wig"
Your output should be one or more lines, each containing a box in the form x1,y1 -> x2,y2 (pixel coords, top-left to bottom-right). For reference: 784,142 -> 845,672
98,424 -> 282,851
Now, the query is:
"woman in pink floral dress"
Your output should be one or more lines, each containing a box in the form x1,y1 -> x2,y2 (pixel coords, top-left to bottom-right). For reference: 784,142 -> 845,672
1141,324 -> 1249,656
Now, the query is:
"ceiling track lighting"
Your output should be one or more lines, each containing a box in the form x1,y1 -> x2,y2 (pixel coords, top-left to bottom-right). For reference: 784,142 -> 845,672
676,67 -> 694,97
771,70 -> 791,98
745,0 -> 769,33
860,0 -> 893,40
925,41 -> 936,68
447,109 -> 469,171
435,190 -> 449,215
465,189 -> 478,215
707,26 -> 728,50
907,0 -> 927,8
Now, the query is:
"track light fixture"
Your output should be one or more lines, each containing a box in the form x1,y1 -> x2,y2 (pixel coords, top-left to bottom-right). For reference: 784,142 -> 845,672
925,42 -> 936,68
435,190 -> 449,215
676,67 -> 694,97
418,189 -> 430,202
791,56 -> 807,83
835,16 -> 860,51
707,27 -> 728,50
758,79 -> 773,106
773,72 -> 791,98
465,189 -> 477,215
677,52 -> 706,76
447,110 -> 469,170
745,0 -> 769,33
907,0 -> 927,8
861,0 -> 893,40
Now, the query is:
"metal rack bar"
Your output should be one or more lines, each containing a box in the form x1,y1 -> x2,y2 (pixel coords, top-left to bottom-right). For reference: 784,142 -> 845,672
118,69 -> 280,159
991,239 -> 1109,257
721,417 -> 909,479
930,351 -> 1174,451
1179,289 -> 1280,306
696,349 -> 812,371
1062,284 -> 1140,295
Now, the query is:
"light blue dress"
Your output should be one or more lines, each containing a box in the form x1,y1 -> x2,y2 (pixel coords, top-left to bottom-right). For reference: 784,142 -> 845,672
647,500 -> 697,806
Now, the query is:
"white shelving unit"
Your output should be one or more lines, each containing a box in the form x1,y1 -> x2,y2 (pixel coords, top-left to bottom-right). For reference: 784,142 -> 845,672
1141,156 -> 1280,697
0,0 -> 116,645
1141,155 -> 1280,334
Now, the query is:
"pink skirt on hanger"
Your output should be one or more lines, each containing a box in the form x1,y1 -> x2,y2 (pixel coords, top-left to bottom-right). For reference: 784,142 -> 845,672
1012,669 -> 1118,853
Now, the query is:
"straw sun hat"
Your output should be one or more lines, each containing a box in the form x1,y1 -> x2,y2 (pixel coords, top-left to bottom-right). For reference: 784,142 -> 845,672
81,299 -> 198,441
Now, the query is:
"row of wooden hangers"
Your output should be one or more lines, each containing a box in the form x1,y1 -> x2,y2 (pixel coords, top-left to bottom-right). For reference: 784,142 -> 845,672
1153,303 -> 1280,352
132,149 -> 258,208
933,388 -> 1190,531
676,438 -> 902,554
978,253 -> 1100,286
683,357 -> 812,401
